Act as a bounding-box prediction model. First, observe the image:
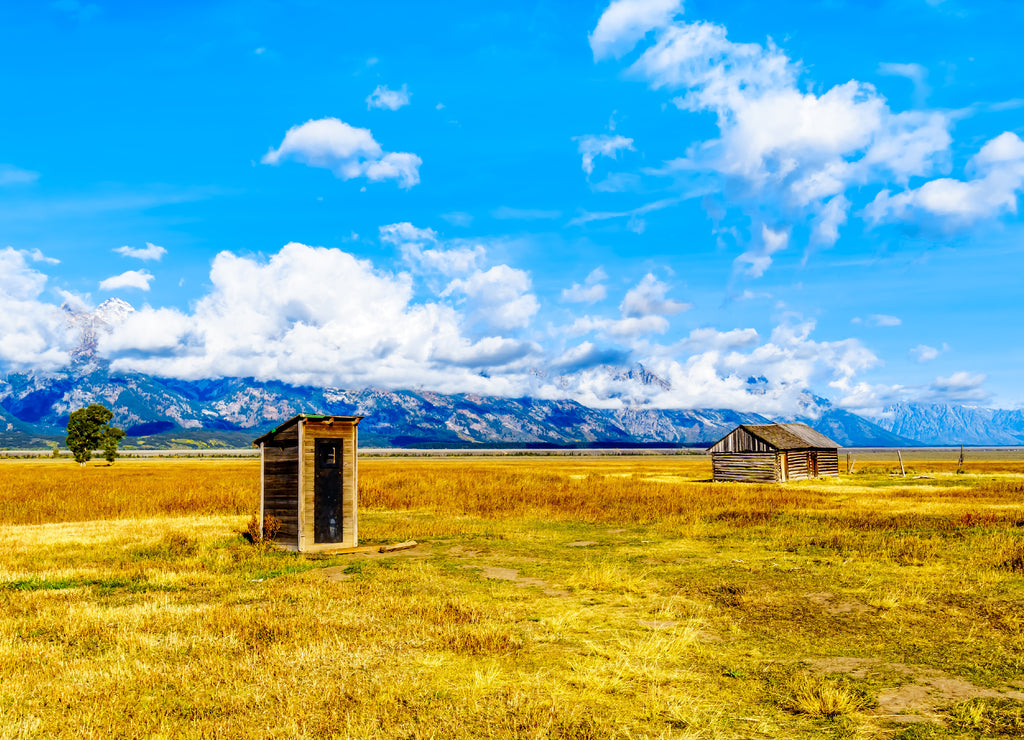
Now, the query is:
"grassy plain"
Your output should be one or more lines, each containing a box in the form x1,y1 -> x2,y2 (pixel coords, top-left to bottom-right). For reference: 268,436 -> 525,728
0,454 -> 1022,738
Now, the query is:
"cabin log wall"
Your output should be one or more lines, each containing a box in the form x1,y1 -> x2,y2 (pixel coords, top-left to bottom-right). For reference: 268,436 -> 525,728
712,452 -> 777,482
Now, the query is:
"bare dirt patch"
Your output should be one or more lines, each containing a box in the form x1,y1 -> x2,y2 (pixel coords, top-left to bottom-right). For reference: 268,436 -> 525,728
472,564 -> 569,597
806,657 -> 1024,723
446,545 -> 482,557
803,592 -> 871,615
321,566 -> 353,582
565,540 -> 599,548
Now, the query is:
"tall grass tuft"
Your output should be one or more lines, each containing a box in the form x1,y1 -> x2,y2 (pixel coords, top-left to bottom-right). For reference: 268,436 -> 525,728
779,673 -> 873,718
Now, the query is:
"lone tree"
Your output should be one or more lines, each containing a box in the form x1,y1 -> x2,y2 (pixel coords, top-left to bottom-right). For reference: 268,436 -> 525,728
65,404 -> 126,465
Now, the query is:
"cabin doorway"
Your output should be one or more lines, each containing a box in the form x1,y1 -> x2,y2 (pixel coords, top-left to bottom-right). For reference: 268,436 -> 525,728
314,438 -> 344,543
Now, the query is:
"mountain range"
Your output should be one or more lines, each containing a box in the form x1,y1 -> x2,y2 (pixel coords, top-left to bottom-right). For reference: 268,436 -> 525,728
0,300 -> 1020,449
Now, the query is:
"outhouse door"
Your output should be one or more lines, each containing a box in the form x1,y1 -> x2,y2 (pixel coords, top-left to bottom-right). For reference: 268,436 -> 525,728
314,438 -> 344,543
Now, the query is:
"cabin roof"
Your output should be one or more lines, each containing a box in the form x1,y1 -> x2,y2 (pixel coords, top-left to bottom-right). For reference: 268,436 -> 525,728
252,414 -> 363,446
709,422 -> 839,452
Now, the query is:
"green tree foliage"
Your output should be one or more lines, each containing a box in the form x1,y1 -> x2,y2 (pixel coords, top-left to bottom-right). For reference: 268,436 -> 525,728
102,427 -> 126,463
65,405 -> 126,465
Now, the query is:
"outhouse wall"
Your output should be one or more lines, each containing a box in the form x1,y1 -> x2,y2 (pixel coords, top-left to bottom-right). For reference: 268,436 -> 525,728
260,423 -> 300,548
299,419 -> 359,552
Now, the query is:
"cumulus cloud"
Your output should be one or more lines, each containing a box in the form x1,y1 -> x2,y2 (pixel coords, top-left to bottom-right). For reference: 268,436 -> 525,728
590,0 -> 683,60
562,267 -> 608,304
99,270 -> 154,291
366,84 -> 411,111
442,265 -> 540,331
98,242 -> 539,393
566,273 -> 689,340
576,134 -> 635,176
865,131 -> 1024,227
925,371 -> 989,404
589,5 -> 974,274
735,224 -> 789,278
836,366 -> 990,416
553,341 -> 631,371
558,317 -> 878,413
24,248 -> 59,265
262,118 -> 421,189
115,242 -> 167,261
676,327 -> 759,352
0,239 -> 928,419
0,247 -> 74,371
621,273 -> 691,317
380,222 -> 484,275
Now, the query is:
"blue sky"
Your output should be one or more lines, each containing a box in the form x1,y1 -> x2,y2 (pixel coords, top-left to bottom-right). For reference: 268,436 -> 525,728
1,0 -> 1022,417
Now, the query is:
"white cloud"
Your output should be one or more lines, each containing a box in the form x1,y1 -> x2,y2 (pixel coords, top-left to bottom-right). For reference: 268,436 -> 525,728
99,270 -> 154,291
576,134 -> 635,176
869,314 -> 902,327
115,242 -> 167,261
381,222 -> 484,275
0,164 -> 39,186
925,371 -> 989,403
677,327 -> 758,352
837,367 -> 990,416
442,265 -> 540,331
877,62 -> 930,105
98,242 -> 540,394
0,247 -> 74,371
735,224 -> 788,278
553,341 -> 631,371
24,248 -> 59,265
262,117 -> 422,189
562,267 -> 608,304
810,194 -> 849,248
366,84 -> 411,111
590,0 -> 683,60
865,131 -> 1024,227
0,240 -> 903,418
910,342 -> 949,362
566,273 -> 689,340
431,336 -> 536,368
590,8 -> 968,275
558,317 -> 878,413
620,273 -> 691,317
570,314 -> 671,339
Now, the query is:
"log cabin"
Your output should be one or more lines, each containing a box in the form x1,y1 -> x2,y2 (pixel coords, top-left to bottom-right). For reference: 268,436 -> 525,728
253,414 -> 362,552
708,423 -> 840,483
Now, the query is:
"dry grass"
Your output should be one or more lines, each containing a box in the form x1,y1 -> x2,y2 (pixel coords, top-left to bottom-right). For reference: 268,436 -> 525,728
0,458 -> 254,525
0,454 -> 1022,738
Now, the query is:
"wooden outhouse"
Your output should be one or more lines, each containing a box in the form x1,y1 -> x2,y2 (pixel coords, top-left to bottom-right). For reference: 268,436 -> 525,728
708,423 -> 840,483
253,414 -> 363,552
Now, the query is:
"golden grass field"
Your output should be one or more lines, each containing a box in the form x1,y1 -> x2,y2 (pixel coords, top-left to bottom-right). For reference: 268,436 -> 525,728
1,453 -> 1022,739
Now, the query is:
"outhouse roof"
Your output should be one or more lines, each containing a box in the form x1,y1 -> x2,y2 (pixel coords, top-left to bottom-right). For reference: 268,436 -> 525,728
252,414 -> 363,446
